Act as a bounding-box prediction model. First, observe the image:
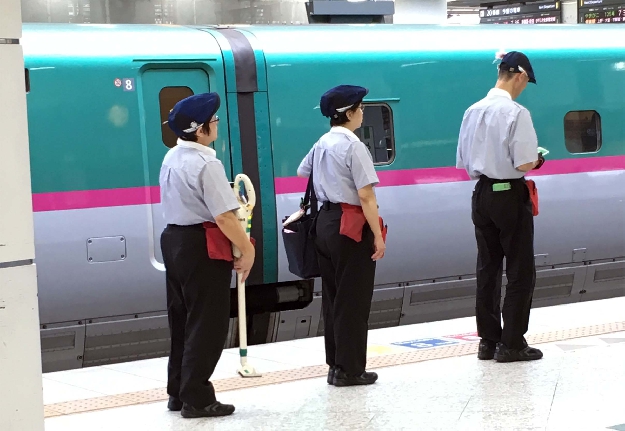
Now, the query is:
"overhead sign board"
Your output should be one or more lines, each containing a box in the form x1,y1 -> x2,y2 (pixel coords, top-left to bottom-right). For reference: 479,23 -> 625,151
480,1 -> 562,24
579,0 -> 625,23
307,1 -> 394,16
305,0 -> 394,24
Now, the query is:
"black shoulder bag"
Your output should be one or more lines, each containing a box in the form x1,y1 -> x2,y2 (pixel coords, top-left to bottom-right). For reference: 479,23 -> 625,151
281,153 -> 321,279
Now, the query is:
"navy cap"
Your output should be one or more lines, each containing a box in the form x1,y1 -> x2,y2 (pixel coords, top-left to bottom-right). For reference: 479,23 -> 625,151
320,85 -> 369,118
167,92 -> 220,137
499,51 -> 536,84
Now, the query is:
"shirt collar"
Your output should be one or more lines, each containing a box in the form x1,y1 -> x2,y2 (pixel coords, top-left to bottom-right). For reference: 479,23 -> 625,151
330,126 -> 360,141
176,138 -> 216,157
487,88 -> 512,100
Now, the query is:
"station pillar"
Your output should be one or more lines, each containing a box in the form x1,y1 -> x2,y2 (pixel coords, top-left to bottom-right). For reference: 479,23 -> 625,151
392,0 -> 447,24
561,0 -> 578,23
0,1 -> 45,431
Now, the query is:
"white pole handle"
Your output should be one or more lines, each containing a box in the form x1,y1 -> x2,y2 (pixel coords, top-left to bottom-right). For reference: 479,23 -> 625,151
231,174 -> 255,362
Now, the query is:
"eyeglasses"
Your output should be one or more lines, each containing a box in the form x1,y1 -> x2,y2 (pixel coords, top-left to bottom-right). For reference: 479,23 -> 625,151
209,115 -> 220,123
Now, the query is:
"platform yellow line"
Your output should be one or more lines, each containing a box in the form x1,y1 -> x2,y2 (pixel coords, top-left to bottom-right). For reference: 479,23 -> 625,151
43,321 -> 625,419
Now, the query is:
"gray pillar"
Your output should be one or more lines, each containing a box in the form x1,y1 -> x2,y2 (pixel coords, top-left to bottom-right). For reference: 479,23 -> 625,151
0,1 -> 45,431
212,0 -> 308,25
393,0 -> 447,24
561,0 -> 577,24
20,0 -> 49,22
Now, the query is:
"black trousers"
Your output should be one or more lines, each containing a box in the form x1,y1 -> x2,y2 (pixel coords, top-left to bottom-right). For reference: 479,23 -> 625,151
314,204 -> 376,376
471,176 -> 536,350
160,224 -> 232,408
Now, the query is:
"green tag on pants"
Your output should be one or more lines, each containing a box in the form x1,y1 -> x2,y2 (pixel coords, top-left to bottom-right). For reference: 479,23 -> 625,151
493,182 -> 511,191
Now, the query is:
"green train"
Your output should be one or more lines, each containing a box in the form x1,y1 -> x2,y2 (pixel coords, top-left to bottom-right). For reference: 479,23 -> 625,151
22,23 -> 625,372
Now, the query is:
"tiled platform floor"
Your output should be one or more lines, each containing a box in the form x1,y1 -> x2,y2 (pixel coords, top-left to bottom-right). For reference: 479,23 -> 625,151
42,297 -> 625,430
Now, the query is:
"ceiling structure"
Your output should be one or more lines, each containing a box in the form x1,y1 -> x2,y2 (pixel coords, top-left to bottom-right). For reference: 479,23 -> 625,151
447,0 -> 480,16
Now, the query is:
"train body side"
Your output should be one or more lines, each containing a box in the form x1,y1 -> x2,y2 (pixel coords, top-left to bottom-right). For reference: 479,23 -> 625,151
23,24 -> 229,322
238,24 -> 625,327
19,23 -> 625,370
21,23 -> 310,371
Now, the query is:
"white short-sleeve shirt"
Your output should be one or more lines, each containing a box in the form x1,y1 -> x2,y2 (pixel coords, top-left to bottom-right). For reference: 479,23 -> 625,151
159,139 -> 240,225
456,88 -> 538,180
297,127 -> 379,206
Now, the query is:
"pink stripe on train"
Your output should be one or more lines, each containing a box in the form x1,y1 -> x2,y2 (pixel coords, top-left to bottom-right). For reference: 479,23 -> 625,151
30,155 -> 624,212
273,155 -> 625,195
32,186 -> 161,212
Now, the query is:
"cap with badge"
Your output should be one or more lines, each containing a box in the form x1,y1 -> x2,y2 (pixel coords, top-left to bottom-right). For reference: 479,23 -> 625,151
167,92 -> 221,137
320,85 -> 369,118
494,50 -> 536,84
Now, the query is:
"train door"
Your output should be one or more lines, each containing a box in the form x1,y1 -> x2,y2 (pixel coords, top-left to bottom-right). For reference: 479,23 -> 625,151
139,67 -> 232,267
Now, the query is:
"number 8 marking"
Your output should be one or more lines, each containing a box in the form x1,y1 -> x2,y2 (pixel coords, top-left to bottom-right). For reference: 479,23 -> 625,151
125,79 -> 133,90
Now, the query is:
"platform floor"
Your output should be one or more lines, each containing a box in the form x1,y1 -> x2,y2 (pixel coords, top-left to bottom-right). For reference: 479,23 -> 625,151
42,297 -> 625,430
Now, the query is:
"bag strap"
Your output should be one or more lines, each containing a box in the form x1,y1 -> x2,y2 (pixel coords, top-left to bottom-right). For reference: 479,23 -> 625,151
301,148 -> 318,217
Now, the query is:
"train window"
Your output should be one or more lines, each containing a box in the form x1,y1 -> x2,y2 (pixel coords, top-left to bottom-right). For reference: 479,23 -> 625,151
159,86 -> 194,148
563,110 -> 602,154
355,103 -> 395,165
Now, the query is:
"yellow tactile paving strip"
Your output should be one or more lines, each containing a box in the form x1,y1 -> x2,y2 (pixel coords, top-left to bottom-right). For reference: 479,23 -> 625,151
43,321 -> 625,419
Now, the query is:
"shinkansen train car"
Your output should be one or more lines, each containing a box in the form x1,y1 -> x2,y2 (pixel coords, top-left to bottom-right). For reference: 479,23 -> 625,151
21,23 -> 625,372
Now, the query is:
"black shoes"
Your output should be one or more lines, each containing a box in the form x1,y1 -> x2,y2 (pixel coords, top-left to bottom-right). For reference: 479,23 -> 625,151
477,338 -> 543,363
494,343 -> 543,363
169,396 -> 234,418
477,339 -> 497,360
332,368 -> 378,387
327,366 -> 336,385
181,401 -> 235,418
167,396 -> 182,412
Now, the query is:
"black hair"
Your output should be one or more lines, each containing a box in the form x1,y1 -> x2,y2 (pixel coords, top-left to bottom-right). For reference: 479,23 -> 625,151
329,102 -> 362,127
498,64 -> 518,81
179,122 -> 212,142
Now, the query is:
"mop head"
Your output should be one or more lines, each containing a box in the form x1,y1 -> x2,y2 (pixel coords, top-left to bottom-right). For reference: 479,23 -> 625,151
237,349 -> 262,378
237,364 -> 262,378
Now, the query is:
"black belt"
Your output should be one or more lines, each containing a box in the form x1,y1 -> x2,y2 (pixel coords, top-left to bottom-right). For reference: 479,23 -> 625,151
479,175 -> 526,184
321,202 -> 342,211
478,175 -> 526,192
167,223 -> 204,231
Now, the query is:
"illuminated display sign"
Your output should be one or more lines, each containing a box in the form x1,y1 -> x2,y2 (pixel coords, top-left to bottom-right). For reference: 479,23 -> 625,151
479,1 -> 562,24
579,0 -> 625,23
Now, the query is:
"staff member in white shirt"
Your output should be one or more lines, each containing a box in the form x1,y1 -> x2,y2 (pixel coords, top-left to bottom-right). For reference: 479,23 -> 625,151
160,93 -> 255,418
457,51 -> 545,363
298,85 -> 387,386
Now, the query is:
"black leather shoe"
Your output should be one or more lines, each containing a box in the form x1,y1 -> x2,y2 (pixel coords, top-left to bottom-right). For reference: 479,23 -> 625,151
167,396 -> 182,412
494,343 -> 543,363
181,401 -> 235,418
332,369 -> 378,387
327,366 -> 336,385
477,339 -> 497,360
